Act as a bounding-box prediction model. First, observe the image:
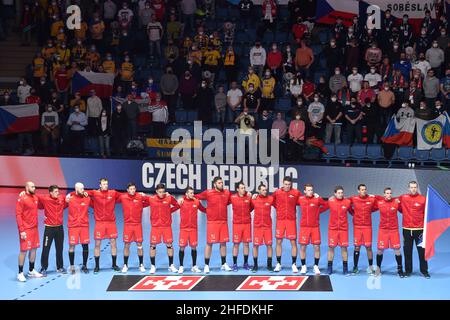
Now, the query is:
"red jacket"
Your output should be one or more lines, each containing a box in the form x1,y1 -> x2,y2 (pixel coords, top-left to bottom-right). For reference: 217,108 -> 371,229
328,197 -> 353,231
231,192 -> 253,225
179,197 -> 206,229
261,0 -> 277,17
297,195 -> 329,227
350,195 -> 377,227
374,197 -> 400,230
68,193 -> 91,228
37,194 -> 67,226
196,189 -> 231,222
118,193 -> 149,224
292,23 -> 307,40
399,194 -> 426,229
16,193 -> 39,232
267,51 -> 283,70
147,194 -> 179,227
273,188 -> 302,221
87,189 -> 121,222
251,195 -> 274,228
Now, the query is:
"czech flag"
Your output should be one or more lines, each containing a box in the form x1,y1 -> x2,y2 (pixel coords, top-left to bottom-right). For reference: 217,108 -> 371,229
0,104 -> 40,135
316,0 -> 358,27
381,115 -> 414,146
443,112 -> 450,148
72,71 -> 115,98
420,185 -> 450,260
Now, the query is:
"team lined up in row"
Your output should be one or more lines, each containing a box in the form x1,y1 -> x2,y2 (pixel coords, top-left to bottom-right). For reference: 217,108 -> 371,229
15,177 -> 429,282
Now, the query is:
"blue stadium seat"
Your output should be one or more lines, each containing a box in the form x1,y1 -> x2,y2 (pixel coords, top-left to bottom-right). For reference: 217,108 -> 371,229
322,143 -> 336,163
318,30 -> 330,44
431,148 -> 446,164
175,110 -> 187,123
276,97 -> 291,112
186,111 -> 198,122
350,144 -> 367,163
366,144 -> 383,164
398,146 -> 414,163
335,144 -> 351,163
415,149 -> 430,165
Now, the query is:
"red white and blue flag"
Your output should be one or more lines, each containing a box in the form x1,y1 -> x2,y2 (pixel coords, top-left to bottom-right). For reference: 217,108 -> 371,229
420,185 -> 450,260
0,104 -> 40,135
72,71 -> 115,98
381,114 -> 415,146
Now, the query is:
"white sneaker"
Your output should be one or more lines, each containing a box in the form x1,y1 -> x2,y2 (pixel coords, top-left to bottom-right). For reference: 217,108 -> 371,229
168,264 -> 178,273
121,264 -> 128,273
17,272 -> 26,282
221,263 -> 232,271
367,265 -> 375,275
204,265 -> 210,274
191,265 -> 201,273
139,264 -> 146,273
178,266 -> 184,274
313,265 -> 321,275
299,265 -> 307,274
27,269 -> 43,278
149,265 -> 156,274
274,263 -> 282,272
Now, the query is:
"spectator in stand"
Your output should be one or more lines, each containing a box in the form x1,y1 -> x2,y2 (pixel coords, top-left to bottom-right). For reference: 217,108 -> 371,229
54,64 -> 69,106
347,67 -> 364,95
227,81 -> 244,123
250,41 -> 267,79
412,52 -> 431,78
160,66 -> 179,122
257,0 -> 277,39
243,84 -> 261,114
415,100 -> 435,120
238,0 -> 254,31
404,80 -> 423,110
345,39 -> 360,72
167,14 -> 182,42
307,93 -> 325,138
324,93 -> 343,144
89,13 -> 105,53
272,111 -> 288,161
260,69 -> 276,111
357,81 -> 376,107
41,104 -> 59,154
288,111 -> 305,160
196,80 -> 214,123
32,52 -> 46,87
139,2 -> 155,28
70,92 -> 86,113
215,85 -> 227,126
423,69 -> 440,107
179,70 -> 197,110
361,98 -> 379,144
267,43 -> 283,82
36,76 -> 52,106
117,1 -> 134,31
123,94 -> 139,139
120,55 -> 134,93
223,46 -> 239,85
242,66 -> 261,92
103,0 -> 118,25
111,103 -> 128,155
95,109 -> 111,158
393,52 -> 412,82
329,67 -> 347,94
377,82 -> 395,130
440,68 -> 450,108
147,93 -> 169,138
67,106 -> 88,154
324,38 -> 343,75
17,78 -> 31,104
48,91 -> 64,124
147,14 -> 163,58
343,97 -> 363,144
86,90 -> 103,136
433,99 -> 447,116
295,40 -> 314,79
364,66 -> 382,90
364,42 -> 382,70
426,40 -> 445,78
292,16 -> 308,43
181,0 -> 197,36
302,76 -> 316,102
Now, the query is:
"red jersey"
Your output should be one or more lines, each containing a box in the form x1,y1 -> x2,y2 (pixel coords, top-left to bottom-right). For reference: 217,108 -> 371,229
37,194 -> 67,226
16,193 -> 39,232
297,195 -> 329,227
267,51 -> 283,69
399,194 -> 426,229
350,195 -> 377,227
68,193 -> 91,228
273,188 -> 302,221
196,189 -> 231,222
86,189 -> 121,222
25,95 -> 41,105
292,23 -> 308,40
251,195 -> 274,228
231,192 -> 253,224
328,197 -> 353,231
179,197 -> 206,229
147,194 -> 179,227
374,197 -> 400,230
118,193 -> 149,224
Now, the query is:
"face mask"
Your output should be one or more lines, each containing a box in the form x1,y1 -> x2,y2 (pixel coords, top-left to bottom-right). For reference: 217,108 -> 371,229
286,47 -> 291,52
297,101 -> 302,106
421,31 -> 426,35
116,106 -> 122,111
393,45 -> 399,49
125,58 -> 130,62
335,71 -> 340,75
123,33 -> 128,36
401,104 -> 407,108
201,83 -> 206,88
47,107 -> 52,112
314,97 -> 319,102
433,43 -> 438,48
272,46 -> 277,50
5,95 -> 9,99
330,42 -> 335,46
148,80 -> 153,84
244,112 -> 248,115
265,72 -> 271,77
386,14 -> 391,18
249,87 -> 254,91
331,97 -> 337,102
131,85 -> 136,89
371,69 -> 375,73
295,115 -> 301,120
74,108 -> 80,112
20,81 -> 24,85
102,112 -> 107,116
40,80 -> 45,84
384,87 -> 389,91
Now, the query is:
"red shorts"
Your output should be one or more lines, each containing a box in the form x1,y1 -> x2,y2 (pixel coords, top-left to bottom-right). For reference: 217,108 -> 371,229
151,226 -> 173,245
19,227 -> 40,251
94,221 -> 118,240
253,227 -> 273,246
275,219 -> 297,239
68,227 -> 90,245
206,221 -> 229,244
123,223 -> 143,243
377,228 -> 401,250
299,226 -> 321,245
354,226 -> 372,247
328,229 -> 349,247
233,223 -> 252,243
179,228 -> 198,247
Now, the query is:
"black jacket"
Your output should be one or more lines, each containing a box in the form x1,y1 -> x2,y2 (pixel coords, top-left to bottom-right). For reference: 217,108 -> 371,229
111,110 -> 128,136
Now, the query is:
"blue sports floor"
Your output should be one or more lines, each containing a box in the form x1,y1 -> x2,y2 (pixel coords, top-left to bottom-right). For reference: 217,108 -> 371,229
1,187 -> 450,300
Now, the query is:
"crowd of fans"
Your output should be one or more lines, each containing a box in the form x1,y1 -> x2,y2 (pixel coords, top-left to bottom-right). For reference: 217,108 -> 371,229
0,0 -> 449,161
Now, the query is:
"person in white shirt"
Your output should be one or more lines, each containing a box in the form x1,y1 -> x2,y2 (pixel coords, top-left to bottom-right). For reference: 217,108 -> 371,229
148,93 -> 169,138
41,104 -> 59,153
347,67 -> 364,93
249,41 -> 266,79
227,81 -> 243,123
86,90 -> 103,135
103,0 -> 117,22
67,106 -> 87,154
364,67 -> 382,90
17,78 -> 31,104
147,14 -> 163,57
308,94 -> 325,130
117,2 -> 134,30
412,52 -> 431,77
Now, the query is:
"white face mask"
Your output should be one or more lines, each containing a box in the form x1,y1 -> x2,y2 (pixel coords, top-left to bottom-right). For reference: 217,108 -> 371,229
371,69 -> 376,73
74,108 -> 80,112
314,97 -> 319,102
297,101 -> 302,106
295,115 -> 301,120
331,97 -> 337,102
47,107 -> 53,112
433,43 -> 438,48
335,71 -> 340,75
